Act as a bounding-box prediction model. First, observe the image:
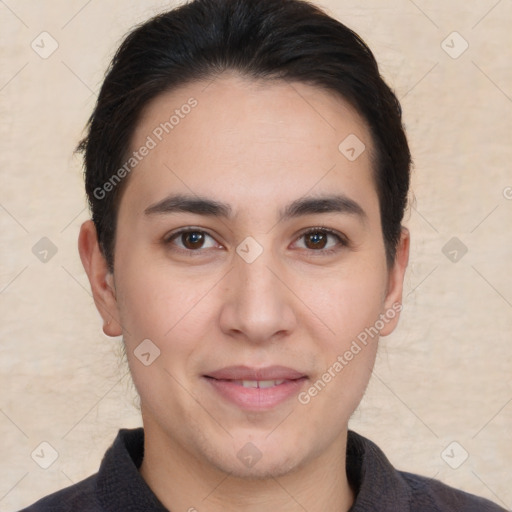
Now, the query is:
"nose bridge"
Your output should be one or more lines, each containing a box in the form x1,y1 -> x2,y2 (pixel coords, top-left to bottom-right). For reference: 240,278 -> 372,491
237,244 -> 283,312
236,233 -> 278,289
240,254 -> 277,301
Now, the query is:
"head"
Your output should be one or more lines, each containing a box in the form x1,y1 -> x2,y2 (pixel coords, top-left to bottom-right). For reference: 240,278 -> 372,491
78,0 -> 410,479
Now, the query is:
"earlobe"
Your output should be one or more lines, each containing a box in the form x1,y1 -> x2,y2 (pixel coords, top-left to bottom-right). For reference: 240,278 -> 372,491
78,220 -> 123,337
380,227 -> 410,337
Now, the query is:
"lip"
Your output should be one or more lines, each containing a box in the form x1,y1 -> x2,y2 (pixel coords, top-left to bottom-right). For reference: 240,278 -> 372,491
204,365 -> 308,411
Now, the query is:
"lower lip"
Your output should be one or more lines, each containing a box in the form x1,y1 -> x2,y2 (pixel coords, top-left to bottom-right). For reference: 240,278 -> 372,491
204,377 -> 307,411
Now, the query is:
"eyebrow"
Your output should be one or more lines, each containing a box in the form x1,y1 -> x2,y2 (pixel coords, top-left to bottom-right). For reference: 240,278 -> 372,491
144,193 -> 366,222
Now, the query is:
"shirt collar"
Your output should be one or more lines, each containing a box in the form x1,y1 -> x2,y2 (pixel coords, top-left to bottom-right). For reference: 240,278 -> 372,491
346,430 -> 412,511
96,428 -> 168,512
96,427 -> 412,511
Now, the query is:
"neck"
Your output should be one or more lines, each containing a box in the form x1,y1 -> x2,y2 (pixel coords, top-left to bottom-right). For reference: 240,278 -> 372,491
139,418 -> 355,512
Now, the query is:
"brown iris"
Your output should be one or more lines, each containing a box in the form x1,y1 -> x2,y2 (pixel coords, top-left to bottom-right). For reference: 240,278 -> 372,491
304,231 -> 328,250
181,231 -> 205,249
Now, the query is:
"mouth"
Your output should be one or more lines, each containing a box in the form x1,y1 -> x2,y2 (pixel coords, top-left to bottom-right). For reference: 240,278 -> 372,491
203,366 -> 308,410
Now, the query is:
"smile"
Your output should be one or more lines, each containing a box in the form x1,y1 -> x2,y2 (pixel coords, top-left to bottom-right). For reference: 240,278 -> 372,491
203,367 -> 308,411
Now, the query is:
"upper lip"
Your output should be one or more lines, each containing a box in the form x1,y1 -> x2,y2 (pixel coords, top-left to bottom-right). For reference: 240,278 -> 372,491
205,365 -> 306,381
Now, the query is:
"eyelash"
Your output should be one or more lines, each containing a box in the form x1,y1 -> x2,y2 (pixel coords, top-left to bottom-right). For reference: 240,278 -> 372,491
294,227 -> 348,255
164,226 -> 348,256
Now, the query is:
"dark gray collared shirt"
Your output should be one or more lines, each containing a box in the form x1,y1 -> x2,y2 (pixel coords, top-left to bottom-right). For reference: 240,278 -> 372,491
20,428 -> 507,511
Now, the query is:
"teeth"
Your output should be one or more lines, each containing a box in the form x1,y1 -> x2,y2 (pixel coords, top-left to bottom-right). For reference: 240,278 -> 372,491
258,379 -> 285,388
233,379 -> 285,388
235,380 -> 286,388
241,380 -> 259,388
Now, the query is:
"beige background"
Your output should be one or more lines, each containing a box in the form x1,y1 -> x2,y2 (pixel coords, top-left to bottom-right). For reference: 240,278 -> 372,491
1,0 -> 511,510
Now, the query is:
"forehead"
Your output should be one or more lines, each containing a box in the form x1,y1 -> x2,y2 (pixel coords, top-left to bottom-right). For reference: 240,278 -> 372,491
122,72 -> 378,218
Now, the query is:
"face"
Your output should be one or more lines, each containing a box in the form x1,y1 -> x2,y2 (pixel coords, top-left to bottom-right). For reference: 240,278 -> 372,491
81,72 -> 408,478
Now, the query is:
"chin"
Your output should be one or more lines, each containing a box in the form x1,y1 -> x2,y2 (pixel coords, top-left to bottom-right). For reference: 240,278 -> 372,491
198,432 -> 309,480
214,451 -> 303,480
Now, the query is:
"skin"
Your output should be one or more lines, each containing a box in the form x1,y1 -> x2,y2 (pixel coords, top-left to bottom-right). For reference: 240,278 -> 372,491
79,72 -> 409,512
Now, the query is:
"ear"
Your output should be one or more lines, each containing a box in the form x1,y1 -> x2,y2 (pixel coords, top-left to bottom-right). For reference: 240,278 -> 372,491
78,220 -> 122,337
379,227 -> 410,337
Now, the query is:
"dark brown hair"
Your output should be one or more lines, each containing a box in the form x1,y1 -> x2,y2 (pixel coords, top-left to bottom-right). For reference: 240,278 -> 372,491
77,0 -> 411,270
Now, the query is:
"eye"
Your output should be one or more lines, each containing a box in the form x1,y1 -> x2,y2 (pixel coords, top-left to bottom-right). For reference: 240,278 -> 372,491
293,228 -> 347,253
165,228 -> 220,251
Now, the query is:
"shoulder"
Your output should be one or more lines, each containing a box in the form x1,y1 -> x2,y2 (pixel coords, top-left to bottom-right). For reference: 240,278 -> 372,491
17,427 -> 146,512
346,430 -> 507,512
399,470 -> 507,512
17,474 -> 100,512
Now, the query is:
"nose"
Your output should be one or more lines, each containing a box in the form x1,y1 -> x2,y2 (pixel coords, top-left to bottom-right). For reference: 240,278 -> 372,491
219,247 -> 298,344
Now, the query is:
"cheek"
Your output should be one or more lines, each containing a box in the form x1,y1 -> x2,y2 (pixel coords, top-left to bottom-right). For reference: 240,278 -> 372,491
115,262 -> 217,410
294,267 -> 386,422
114,256 -> 217,352
298,262 -> 388,348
